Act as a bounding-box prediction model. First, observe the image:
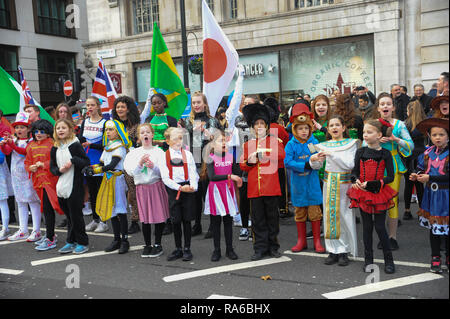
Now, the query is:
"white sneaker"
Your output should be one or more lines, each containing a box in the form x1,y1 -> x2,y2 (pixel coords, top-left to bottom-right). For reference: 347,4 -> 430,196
85,220 -> 99,232
0,228 -> 10,241
27,230 -> 42,242
8,230 -> 29,241
411,194 -> 418,203
94,221 -> 109,233
239,228 -> 249,241
82,202 -> 92,216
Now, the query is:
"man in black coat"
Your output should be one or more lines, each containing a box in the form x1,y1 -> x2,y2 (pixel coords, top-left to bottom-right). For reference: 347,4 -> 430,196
410,84 -> 433,116
391,84 -> 410,121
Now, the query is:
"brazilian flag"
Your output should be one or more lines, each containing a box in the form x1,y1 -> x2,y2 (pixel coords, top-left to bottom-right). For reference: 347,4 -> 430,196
150,23 -> 188,120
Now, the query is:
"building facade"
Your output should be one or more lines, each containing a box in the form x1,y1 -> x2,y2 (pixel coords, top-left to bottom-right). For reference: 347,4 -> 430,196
0,0 -> 89,109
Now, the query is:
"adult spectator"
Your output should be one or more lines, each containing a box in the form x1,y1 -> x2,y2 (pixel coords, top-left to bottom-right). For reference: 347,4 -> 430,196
428,82 -> 438,98
437,72 -> 449,96
400,86 -> 410,98
357,95 -> 375,121
351,86 -> 376,109
410,84 -> 433,115
23,104 -> 40,124
390,84 -> 410,121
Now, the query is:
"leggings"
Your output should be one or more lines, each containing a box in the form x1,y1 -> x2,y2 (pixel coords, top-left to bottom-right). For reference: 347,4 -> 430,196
17,201 -> 41,233
110,214 -> 128,241
430,231 -> 449,257
239,182 -> 250,228
403,172 -> 424,210
360,209 -> 391,254
210,215 -> 233,250
173,220 -> 192,249
142,223 -> 165,247
42,190 -> 56,240
0,199 -> 10,229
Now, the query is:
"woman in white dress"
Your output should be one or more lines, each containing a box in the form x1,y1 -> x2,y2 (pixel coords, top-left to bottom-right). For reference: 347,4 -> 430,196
313,115 -> 359,266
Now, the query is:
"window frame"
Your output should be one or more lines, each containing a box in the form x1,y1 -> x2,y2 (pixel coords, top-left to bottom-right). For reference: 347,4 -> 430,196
32,0 -> 76,38
129,0 -> 160,35
0,0 -> 18,30
0,44 -> 19,82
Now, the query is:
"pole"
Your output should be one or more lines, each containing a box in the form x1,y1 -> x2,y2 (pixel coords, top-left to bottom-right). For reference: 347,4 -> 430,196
180,0 -> 189,89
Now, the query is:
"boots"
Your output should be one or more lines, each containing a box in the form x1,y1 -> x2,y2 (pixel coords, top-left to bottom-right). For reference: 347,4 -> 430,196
311,220 -> 325,253
384,251 -> 395,274
291,222 -> 307,252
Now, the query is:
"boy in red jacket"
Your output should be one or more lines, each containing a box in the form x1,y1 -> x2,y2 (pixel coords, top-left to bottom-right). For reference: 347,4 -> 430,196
240,103 -> 286,261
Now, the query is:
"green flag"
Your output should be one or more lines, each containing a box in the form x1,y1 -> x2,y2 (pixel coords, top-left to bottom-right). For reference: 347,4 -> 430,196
0,66 -> 54,124
150,23 -> 188,120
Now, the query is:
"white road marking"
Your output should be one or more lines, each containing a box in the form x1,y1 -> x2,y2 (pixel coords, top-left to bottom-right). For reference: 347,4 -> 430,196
207,294 -> 246,299
322,272 -> 444,299
283,250 -> 430,268
0,268 -> 24,275
30,246 -> 142,266
5,225 -> 127,238
163,256 -> 292,283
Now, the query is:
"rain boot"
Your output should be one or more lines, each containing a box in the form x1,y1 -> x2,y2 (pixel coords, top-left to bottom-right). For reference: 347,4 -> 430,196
291,222 -> 307,252
311,220 -> 325,253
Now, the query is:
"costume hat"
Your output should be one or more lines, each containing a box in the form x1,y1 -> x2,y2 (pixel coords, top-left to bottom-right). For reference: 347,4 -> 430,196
12,112 -> 30,128
264,97 -> 280,123
290,103 -> 314,141
102,120 -> 132,148
430,95 -> 449,110
242,103 -> 270,128
416,117 -> 449,135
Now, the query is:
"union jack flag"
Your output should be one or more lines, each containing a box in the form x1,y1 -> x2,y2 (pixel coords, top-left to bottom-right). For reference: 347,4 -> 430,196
91,58 -> 118,117
18,66 -> 35,105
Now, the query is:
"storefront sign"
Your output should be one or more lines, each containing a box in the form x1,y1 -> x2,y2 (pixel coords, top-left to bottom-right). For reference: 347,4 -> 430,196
96,49 -> 116,59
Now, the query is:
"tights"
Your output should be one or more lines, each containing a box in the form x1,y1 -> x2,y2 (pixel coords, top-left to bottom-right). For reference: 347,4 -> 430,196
17,201 -> 41,233
142,223 -> 165,247
430,231 -> 449,258
42,190 -> 56,240
110,214 -> 128,241
210,215 -> 233,250
0,199 -> 10,230
403,172 -> 424,210
360,209 -> 391,254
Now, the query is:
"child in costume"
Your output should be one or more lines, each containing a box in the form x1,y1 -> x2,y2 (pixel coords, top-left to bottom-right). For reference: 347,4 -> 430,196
0,147 -> 12,241
159,127 -> 199,262
50,119 -> 91,254
314,115 -> 359,266
83,120 -> 131,254
410,118 -> 449,273
201,130 -> 242,262
124,123 -> 169,258
0,112 -> 41,242
24,119 -> 65,251
373,92 -> 414,250
240,103 -> 286,261
347,119 -> 397,274
284,102 -> 326,254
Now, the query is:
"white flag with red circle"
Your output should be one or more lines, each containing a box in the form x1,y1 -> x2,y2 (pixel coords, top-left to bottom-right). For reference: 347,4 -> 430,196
202,0 -> 239,117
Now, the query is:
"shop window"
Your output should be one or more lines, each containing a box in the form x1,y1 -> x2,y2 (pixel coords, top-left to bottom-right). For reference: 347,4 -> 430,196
37,49 -> 75,92
0,45 -> 19,82
32,0 -> 75,37
0,0 -> 17,30
131,0 -> 159,35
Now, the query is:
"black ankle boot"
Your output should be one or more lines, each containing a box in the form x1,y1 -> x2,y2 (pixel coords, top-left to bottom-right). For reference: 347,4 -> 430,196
105,239 -> 121,252
211,249 -> 221,262
384,251 -> 395,274
119,239 -> 130,254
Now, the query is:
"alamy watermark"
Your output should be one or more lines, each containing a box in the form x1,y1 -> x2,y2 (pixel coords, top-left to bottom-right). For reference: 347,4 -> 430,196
65,4 -> 80,29
65,264 -> 80,289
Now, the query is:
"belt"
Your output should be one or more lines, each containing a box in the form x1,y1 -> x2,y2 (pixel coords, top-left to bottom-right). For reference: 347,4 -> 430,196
324,171 -> 352,183
426,182 -> 449,190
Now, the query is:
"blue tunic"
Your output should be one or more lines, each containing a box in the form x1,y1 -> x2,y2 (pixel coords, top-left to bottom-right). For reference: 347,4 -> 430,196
284,135 -> 322,207
417,145 -> 449,235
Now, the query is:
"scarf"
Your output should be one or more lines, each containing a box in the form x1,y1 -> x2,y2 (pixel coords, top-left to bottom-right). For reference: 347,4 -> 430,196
56,137 -> 79,199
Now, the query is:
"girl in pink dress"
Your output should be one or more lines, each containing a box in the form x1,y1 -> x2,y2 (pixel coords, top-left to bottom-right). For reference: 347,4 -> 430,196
201,130 -> 242,262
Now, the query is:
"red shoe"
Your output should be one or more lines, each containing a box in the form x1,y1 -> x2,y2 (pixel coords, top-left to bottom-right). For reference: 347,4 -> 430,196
311,220 -> 325,253
291,222 -> 307,252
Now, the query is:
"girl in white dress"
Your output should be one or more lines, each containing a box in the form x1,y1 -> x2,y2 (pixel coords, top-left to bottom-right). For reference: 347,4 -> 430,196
313,115 -> 359,266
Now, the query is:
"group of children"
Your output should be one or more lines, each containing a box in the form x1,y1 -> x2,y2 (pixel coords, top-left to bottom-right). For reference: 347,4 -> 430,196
0,91 -> 448,276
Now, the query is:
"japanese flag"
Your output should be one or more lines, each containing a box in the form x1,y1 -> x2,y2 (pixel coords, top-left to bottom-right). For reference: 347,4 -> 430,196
202,0 -> 239,117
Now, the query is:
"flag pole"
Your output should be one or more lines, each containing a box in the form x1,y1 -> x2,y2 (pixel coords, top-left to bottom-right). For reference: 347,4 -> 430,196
180,0 -> 189,89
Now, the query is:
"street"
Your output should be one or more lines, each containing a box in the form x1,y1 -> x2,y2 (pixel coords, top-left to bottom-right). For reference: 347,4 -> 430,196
0,188 -> 448,304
